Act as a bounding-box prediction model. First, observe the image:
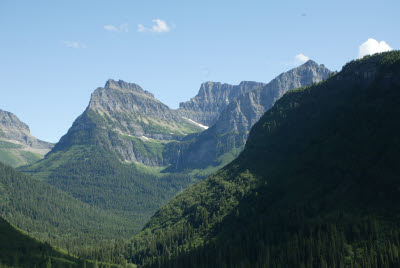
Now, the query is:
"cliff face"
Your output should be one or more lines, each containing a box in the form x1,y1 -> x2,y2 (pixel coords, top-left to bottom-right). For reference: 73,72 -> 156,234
87,79 -> 203,140
173,60 -> 332,170
214,60 -> 332,133
177,81 -> 266,126
49,79 -> 205,166
0,109 -> 53,167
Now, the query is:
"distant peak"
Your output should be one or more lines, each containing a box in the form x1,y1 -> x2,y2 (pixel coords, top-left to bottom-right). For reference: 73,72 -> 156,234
201,81 -> 221,87
103,79 -> 154,97
303,59 -> 318,67
105,79 -> 141,90
298,60 -> 330,72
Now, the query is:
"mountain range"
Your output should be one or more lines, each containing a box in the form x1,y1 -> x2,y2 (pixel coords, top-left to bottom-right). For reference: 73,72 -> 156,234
0,60 -> 330,257
172,60 -> 331,170
2,51 -> 399,267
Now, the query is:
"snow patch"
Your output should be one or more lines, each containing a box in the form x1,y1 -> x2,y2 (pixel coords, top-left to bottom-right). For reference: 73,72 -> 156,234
182,117 -> 209,130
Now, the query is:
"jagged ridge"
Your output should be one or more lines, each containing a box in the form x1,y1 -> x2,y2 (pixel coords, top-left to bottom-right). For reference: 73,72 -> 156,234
172,60 -> 331,170
177,81 -> 266,126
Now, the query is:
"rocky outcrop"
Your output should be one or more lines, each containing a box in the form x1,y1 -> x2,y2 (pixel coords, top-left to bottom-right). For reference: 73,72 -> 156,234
0,109 -> 53,166
177,81 -> 266,126
172,60 -> 332,170
88,79 -> 204,140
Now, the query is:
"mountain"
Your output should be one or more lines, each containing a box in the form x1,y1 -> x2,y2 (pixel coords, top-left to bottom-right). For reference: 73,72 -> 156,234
124,51 -> 400,267
52,79 -> 204,166
20,62 -> 331,251
0,161 -> 138,256
20,80 -> 205,240
171,60 -> 331,170
0,109 -> 53,167
177,81 -> 266,126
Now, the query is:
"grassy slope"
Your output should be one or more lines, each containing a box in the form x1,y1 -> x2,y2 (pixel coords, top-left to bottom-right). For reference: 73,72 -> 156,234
125,51 -> 400,267
0,140 -> 43,167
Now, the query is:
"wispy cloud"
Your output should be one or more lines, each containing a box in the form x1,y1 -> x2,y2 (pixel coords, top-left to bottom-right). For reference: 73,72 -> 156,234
104,23 -> 128,32
358,38 -> 392,58
138,19 -> 170,33
294,53 -> 309,65
62,41 -> 86,49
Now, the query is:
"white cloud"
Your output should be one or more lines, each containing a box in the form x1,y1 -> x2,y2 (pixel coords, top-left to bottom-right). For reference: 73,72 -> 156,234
358,38 -> 392,58
137,24 -> 146,32
294,53 -> 309,65
62,41 -> 86,49
137,19 -> 170,33
104,23 -> 128,32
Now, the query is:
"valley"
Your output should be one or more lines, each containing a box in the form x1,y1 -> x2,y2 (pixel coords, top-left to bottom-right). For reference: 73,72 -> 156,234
1,37 -> 399,268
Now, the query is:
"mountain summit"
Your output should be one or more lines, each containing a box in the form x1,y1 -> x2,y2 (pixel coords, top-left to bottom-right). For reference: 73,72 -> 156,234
0,109 -> 53,167
51,79 -> 205,165
177,81 -> 266,126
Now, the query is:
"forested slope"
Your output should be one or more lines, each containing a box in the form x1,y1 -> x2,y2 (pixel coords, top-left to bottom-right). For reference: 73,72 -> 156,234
124,51 -> 400,267
0,216 -> 88,267
0,162 -> 137,259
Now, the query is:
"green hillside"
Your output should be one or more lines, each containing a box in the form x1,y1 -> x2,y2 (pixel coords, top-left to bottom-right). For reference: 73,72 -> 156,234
0,109 -> 53,168
21,145 -> 201,229
0,216 -> 80,267
0,140 -> 43,167
0,161 -> 140,261
123,51 -> 400,267
19,80 -> 210,244
0,215 -> 126,268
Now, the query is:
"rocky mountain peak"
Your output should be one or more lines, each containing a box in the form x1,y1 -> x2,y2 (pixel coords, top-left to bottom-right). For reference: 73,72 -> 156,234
104,79 -> 155,98
302,59 -> 319,67
0,109 -> 53,166
52,79 -> 206,165
0,109 -> 30,135
177,80 -> 266,126
88,79 -> 161,114
173,60 -> 332,170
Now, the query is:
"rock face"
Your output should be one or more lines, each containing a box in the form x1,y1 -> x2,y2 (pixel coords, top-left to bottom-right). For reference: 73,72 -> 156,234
51,79 -> 205,166
173,60 -> 332,170
88,79 -> 203,140
0,109 -> 53,167
177,81 -> 266,126
214,60 -> 332,133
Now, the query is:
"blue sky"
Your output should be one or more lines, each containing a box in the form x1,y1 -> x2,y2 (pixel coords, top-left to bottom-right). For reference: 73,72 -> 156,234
0,0 -> 399,142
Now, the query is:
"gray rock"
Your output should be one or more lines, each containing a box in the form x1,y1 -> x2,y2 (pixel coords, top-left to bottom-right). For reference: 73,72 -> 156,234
173,60 -> 332,170
0,109 -> 53,166
51,79 -> 206,166
0,109 -> 53,152
177,81 -> 266,126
